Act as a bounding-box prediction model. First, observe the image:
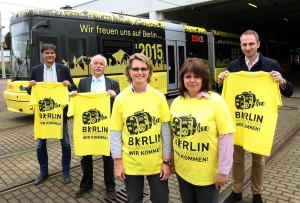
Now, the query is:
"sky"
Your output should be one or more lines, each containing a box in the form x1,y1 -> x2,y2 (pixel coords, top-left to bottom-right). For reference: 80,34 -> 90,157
0,0 -> 88,34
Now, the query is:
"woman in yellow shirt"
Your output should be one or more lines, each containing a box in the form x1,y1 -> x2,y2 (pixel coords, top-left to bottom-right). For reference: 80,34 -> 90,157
170,58 -> 235,203
110,53 -> 171,203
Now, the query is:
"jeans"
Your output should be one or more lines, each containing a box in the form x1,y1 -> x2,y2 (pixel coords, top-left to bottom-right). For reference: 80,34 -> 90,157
125,174 -> 169,203
176,174 -> 218,203
80,154 -> 116,193
36,118 -> 71,175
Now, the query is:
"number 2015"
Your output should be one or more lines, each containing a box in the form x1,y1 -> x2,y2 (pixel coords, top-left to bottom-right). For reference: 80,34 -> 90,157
138,43 -> 163,60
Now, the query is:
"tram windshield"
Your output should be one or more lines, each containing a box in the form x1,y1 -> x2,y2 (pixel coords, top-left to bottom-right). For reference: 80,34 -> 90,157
10,21 -> 30,79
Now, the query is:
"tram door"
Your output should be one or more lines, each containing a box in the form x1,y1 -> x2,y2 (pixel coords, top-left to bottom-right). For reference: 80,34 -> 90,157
166,40 -> 186,95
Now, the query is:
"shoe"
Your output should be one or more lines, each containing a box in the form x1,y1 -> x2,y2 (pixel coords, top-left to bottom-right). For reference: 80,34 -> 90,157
74,187 -> 92,198
34,173 -> 49,185
253,194 -> 263,203
63,173 -> 71,184
223,191 -> 242,203
107,190 -> 117,200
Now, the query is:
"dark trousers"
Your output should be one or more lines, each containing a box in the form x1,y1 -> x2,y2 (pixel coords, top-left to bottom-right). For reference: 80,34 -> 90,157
36,119 -> 71,175
80,155 -> 116,193
124,174 -> 169,203
176,174 -> 219,203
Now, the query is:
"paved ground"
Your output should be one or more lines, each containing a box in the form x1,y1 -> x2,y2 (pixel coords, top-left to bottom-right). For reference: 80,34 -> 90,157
0,70 -> 299,202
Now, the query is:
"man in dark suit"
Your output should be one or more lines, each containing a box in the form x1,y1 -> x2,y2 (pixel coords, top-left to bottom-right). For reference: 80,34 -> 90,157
73,54 -> 120,200
27,43 -> 76,185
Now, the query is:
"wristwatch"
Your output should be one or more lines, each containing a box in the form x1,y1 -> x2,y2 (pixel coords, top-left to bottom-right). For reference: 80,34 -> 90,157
163,160 -> 171,165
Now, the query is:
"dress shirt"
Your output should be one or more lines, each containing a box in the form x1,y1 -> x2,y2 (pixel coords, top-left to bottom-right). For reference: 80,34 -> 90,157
245,55 -> 259,70
130,83 -> 148,93
43,63 -> 57,82
91,75 -> 106,93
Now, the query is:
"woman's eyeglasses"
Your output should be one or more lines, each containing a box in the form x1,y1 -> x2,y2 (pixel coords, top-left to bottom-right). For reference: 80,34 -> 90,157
130,67 -> 149,72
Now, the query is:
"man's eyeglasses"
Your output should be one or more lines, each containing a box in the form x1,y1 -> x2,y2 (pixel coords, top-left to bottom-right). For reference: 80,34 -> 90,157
130,67 -> 149,72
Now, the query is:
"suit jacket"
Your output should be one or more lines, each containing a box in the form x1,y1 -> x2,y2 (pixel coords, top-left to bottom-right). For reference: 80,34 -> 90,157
77,75 -> 120,112
27,63 -> 77,117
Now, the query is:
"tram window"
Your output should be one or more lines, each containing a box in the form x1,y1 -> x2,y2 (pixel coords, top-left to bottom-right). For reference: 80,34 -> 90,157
67,38 -> 87,72
168,45 -> 175,83
187,44 -> 206,58
102,39 -> 133,67
178,46 -> 185,70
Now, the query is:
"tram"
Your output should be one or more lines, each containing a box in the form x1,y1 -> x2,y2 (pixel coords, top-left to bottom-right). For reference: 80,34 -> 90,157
3,8 -> 241,114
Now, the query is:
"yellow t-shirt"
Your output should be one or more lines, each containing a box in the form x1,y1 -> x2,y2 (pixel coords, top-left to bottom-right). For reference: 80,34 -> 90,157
29,82 -> 69,140
170,92 -> 235,185
222,71 -> 282,156
68,93 -> 110,156
110,85 -> 170,175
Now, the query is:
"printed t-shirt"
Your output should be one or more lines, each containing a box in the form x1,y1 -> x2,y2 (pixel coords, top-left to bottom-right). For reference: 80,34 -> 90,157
110,85 -> 170,175
68,93 -> 110,156
29,82 -> 69,139
222,71 -> 282,156
170,92 -> 235,185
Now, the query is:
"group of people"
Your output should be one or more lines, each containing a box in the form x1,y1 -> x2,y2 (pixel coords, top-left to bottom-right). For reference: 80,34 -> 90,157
28,29 -> 293,203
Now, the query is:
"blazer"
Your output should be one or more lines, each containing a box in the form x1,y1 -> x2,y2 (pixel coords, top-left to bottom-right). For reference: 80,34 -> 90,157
77,75 -> 120,112
27,63 -> 76,95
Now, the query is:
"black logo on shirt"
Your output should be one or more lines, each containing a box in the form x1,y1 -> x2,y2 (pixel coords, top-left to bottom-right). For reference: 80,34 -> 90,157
172,115 -> 196,137
126,110 -> 159,135
172,115 -> 209,137
82,109 -> 107,125
39,98 -> 60,112
235,91 -> 265,110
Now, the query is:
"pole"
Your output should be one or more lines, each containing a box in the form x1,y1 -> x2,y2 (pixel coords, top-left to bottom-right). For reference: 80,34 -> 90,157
1,11 -> 6,79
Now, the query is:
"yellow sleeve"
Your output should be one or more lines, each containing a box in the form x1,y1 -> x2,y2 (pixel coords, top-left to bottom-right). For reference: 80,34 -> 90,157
29,85 -> 37,109
214,94 -> 236,135
160,94 -> 170,123
67,96 -> 75,117
61,85 -> 69,107
110,95 -> 123,131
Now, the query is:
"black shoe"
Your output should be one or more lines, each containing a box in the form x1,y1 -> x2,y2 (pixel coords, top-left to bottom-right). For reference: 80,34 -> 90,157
223,191 -> 242,203
107,190 -> 117,200
63,173 -> 71,184
74,187 -> 92,198
34,173 -> 49,185
253,194 -> 263,203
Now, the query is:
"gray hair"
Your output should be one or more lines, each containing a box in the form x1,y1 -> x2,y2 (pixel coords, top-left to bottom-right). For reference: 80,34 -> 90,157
90,54 -> 107,66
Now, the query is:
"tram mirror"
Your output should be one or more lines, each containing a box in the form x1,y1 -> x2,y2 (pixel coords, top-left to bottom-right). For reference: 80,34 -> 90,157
4,32 -> 11,50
